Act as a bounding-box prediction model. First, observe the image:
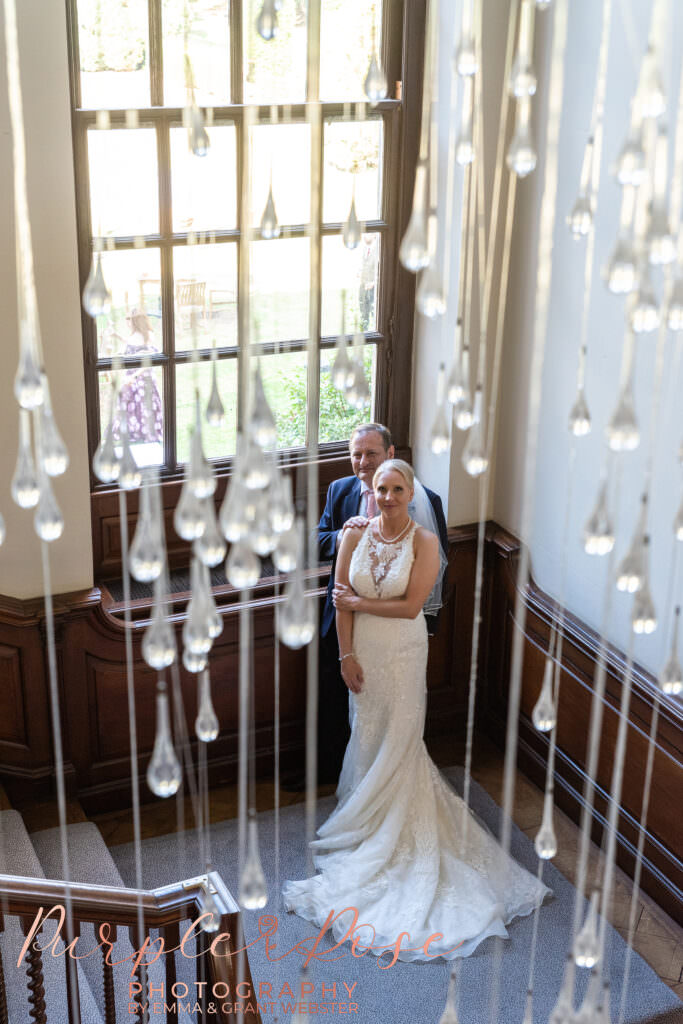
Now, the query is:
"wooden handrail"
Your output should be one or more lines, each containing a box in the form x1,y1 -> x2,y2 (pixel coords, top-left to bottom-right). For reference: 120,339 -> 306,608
0,871 -> 261,1024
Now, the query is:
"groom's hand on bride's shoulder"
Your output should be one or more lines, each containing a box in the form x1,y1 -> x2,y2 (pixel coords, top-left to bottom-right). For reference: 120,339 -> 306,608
343,515 -> 369,532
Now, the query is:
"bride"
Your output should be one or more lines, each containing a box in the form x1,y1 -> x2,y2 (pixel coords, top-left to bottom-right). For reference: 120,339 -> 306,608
282,459 -> 552,962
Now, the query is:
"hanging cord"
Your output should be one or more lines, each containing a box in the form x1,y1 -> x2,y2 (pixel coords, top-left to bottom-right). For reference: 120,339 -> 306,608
118,489 -> 147,972
303,0 -> 323,874
487,2 -> 570,1021
573,0 -> 613,397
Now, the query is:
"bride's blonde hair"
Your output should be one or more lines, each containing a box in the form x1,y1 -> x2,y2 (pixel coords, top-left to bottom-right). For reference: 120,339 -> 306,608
373,458 -> 415,490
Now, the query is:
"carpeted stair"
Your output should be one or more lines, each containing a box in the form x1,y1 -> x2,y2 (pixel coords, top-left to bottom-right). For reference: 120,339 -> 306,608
0,810 -> 103,1023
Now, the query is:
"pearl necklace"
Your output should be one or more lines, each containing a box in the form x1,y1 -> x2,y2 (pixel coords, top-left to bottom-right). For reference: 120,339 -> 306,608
376,516 -> 412,544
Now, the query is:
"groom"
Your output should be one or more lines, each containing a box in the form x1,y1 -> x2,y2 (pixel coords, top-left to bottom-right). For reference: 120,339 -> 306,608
314,422 -> 448,785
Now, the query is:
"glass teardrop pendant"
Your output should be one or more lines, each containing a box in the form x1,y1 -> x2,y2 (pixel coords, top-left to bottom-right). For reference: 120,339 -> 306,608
574,967 -> 602,1024
226,539 -> 260,589
199,885 -> 221,933
582,479 -> 614,555
142,578 -> 176,670
12,409 -> 40,508
146,681 -> 182,798
271,471 -> 294,534
535,791 -> 557,859
278,520 -> 316,649
239,813 -> 268,909
187,104 -> 210,156
82,251 -> 112,317
248,492 -> 279,557
606,383 -> 639,452
220,476 -> 249,542
130,471 -> 164,583
509,0 -> 536,97
629,268 -> 660,333
260,183 -> 280,240
118,420 -> 142,490
34,473 -> 64,542
195,497 -> 226,567
38,379 -> 69,477
659,606 -> 682,696
364,52 -> 387,105
93,422 -> 120,484
532,656 -> 556,731
194,667 -> 219,741
242,434 -> 271,489
174,482 -> 207,541
182,560 -> 213,658
416,263 -> 446,319
342,194 -> 361,250
187,394 -> 215,498
605,237 -> 637,294
199,561 -> 222,640
250,361 -> 277,448
272,522 -> 298,573
256,0 -> 278,40
568,388 -> 591,436
332,337 -> 355,390
0,514 -> 5,547
14,329 -> 44,409
631,575 -> 657,635
507,99 -> 537,177
454,31 -> 478,76
462,388 -> 488,476
183,647 -> 208,674
616,503 -> 646,593
399,162 -> 430,273
573,890 -> 601,968
431,365 -> 450,455
206,358 -> 225,427
615,132 -> 646,187
666,276 -> 683,330
567,195 -> 593,240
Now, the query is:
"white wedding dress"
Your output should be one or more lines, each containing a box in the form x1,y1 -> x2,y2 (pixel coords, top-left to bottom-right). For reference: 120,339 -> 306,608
282,521 -> 553,961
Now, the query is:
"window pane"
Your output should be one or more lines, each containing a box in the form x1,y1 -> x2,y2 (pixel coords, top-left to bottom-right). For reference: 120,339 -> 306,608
173,243 -> 238,352
320,0 -> 382,102
95,249 -> 163,359
99,367 -> 164,468
320,344 -> 376,443
250,238 -> 310,344
77,0 -> 150,109
170,125 -> 237,233
176,360 -> 237,462
323,119 -> 383,223
249,124 -> 311,228
88,129 -> 159,238
321,233 -> 380,337
162,0 -> 231,107
243,0 -> 307,104
259,351 -> 308,449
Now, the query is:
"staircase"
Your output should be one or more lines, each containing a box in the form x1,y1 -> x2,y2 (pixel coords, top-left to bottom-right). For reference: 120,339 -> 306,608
0,804 -> 259,1024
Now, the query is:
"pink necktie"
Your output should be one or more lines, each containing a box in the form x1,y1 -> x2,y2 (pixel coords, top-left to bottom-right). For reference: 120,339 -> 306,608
365,491 -> 378,518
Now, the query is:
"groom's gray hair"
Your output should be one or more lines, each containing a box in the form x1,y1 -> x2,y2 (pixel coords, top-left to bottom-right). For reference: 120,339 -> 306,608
349,422 -> 392,450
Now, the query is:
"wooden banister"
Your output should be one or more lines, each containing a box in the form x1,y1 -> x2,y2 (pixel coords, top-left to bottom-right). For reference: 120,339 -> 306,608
0,870 -> 261,1024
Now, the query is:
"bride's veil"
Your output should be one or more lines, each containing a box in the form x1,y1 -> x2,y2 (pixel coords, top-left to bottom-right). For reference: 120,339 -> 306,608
411,477 -> 448,614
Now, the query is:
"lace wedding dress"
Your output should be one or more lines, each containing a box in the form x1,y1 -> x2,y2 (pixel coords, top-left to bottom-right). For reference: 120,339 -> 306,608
282,520 -> 553,962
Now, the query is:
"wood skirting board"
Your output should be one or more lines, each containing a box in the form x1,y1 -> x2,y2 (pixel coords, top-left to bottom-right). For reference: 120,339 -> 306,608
0,522 -> 680,924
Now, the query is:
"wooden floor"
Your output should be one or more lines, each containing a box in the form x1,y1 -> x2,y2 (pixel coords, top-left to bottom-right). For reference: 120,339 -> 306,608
16,730 -> 683,1000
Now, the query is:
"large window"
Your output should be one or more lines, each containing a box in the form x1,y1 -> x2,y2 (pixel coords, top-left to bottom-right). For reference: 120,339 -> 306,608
68,0 -> 418,482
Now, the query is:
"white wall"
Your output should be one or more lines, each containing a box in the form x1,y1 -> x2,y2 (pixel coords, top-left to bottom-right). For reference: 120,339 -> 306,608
493,0 -> 683,677
0,0 -> 93,598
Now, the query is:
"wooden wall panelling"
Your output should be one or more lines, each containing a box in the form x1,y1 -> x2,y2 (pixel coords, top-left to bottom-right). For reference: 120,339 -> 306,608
477,526 -> 683,926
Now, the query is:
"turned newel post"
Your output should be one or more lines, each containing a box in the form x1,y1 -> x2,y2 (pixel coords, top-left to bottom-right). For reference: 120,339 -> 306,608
21,919 -> 47,1024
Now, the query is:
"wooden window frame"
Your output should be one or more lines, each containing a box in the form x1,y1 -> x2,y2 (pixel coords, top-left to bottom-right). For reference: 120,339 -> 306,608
65,0 -> 425,575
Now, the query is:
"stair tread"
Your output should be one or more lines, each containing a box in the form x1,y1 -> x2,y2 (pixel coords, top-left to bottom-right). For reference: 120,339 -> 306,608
31,821 -> 126,889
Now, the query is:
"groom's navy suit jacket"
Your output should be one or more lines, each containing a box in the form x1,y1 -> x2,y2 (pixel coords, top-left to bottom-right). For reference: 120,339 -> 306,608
318,475 -> 449,640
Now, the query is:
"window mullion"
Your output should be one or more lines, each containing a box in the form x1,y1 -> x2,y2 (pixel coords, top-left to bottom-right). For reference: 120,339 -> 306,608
231,0 -> 244,105
149,0 -> 164,107
157,116 -> 176,470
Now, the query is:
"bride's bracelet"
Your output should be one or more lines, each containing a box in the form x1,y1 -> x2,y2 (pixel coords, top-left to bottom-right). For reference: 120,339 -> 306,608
339,652 -> 355,662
